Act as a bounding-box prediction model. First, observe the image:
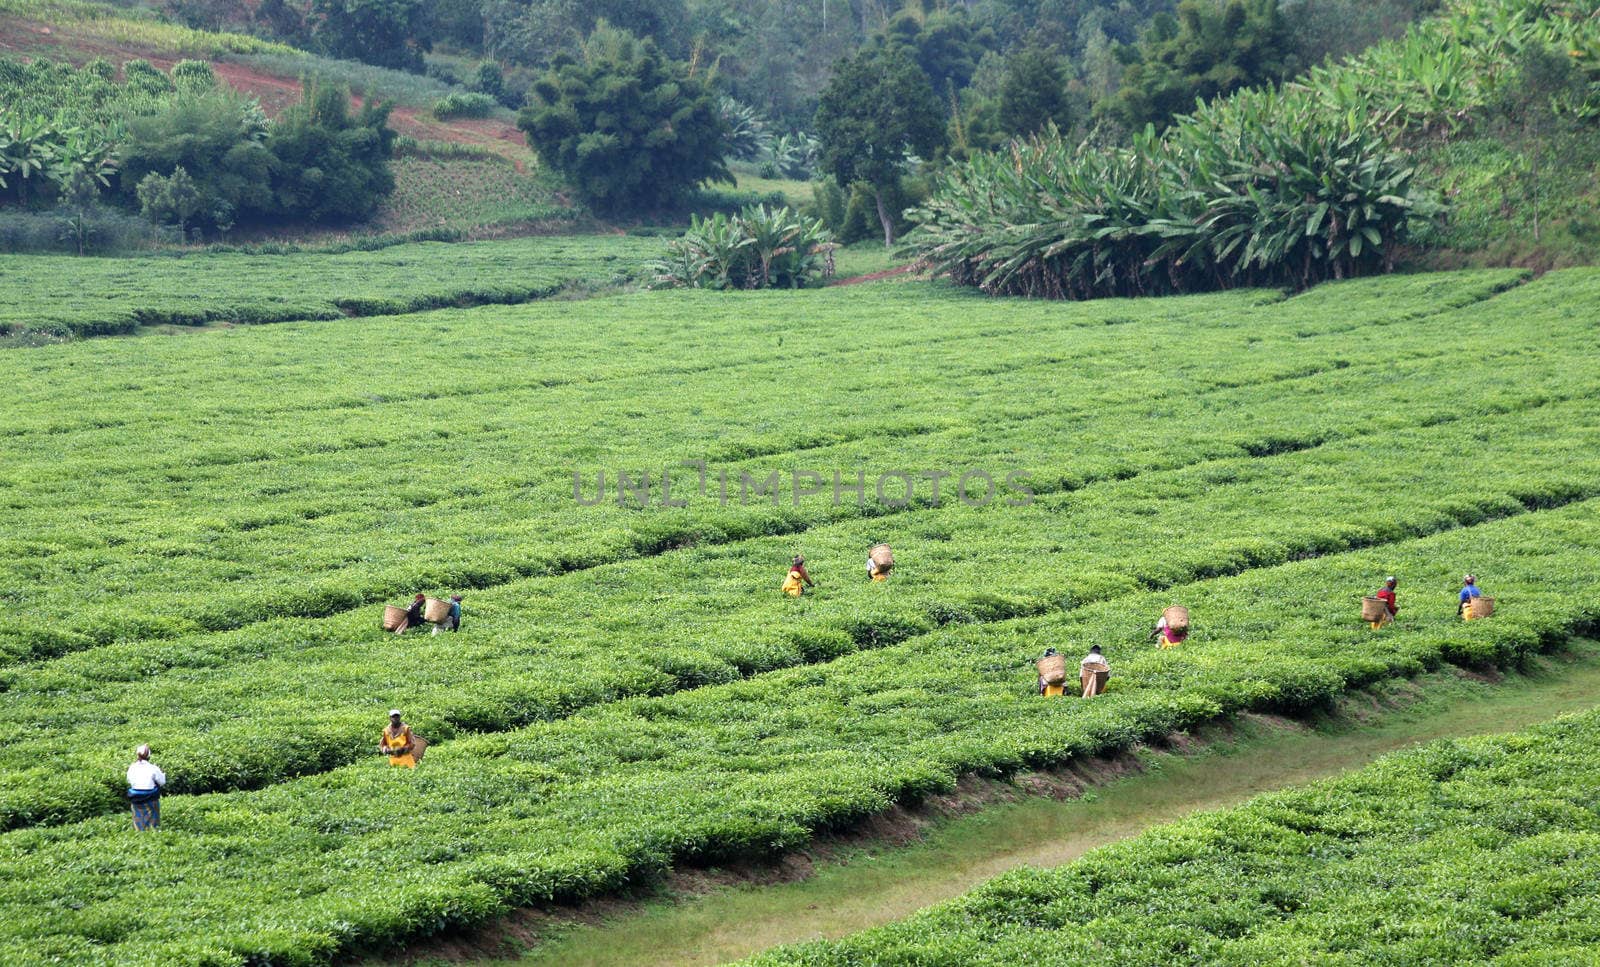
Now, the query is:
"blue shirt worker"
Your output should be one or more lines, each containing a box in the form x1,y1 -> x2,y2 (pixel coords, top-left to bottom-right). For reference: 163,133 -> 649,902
1459,574 -> 1484,618
432,595 -> 463,635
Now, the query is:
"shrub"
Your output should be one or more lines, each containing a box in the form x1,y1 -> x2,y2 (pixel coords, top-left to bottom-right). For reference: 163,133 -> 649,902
719,96 -> 772,161
116,88 -> 275,232
169,59 -> 217,91
431,91 -> 496,120
651,204 -> 837,290
267,83 -> 398,223
908,86 -> 1434,298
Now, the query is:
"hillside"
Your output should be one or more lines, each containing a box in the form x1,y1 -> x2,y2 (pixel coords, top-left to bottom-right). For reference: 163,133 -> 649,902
0,0 -> 575,239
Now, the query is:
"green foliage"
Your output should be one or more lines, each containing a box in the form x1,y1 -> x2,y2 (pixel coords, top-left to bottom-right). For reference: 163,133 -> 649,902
1287,0 -> 1600,140
309,0 -> 429,72
0,55 -> 184,129
470,59 -> 513,107
235,48 -> 469,110
807,179 -> 849,239
1478,43 -> 1594,241
112,79 -> 396,231
874,6 -> 998,94
378,154 -> 575,232
134,165 -> 203,235
0,53 -> 404,233
255,0 -> 310,47
115,86 -> 274,232
745,707 -> 1600,964
0,113 -> 119,208
167,59 -> 216,91
651,204 -> 837,290
999,44 -> 1074,136
518,24 -> 731,215
430,91 -> 497,119
927,0 -> 1600,296
0,0 -> 299,57
498,0 -> 692,63
720,96 -> 774,162
1098,0 -> 1301,131
1286,0 -> 1442,67
814,46 -> 946,245
910,85 -> 1432,298
766,131 -> 819,180
0,203 -> 164,255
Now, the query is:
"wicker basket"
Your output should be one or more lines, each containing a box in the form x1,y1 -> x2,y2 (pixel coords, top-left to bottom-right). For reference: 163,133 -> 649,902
1469,596 -> 1495,619
1162,605 -> 1190,631
411,735 -> 429,763
1037,653 -> 1067,685
869,543 -> 895,572
1361,596 -> 1387,622
423,597 -> 451,623
382,605 -> 408,632
1080,662 -> 1110,697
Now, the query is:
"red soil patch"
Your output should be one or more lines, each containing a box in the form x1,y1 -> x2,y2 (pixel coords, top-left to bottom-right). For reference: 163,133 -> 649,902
210,59 -> 305,115
0,23 -> 535,168
378,104 -> 531,170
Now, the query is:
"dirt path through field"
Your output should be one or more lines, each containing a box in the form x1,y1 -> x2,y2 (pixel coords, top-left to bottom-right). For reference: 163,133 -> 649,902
387,642 -> 1600,967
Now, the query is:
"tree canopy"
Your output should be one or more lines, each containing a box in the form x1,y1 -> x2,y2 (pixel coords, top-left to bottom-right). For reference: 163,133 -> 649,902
1000,44 -> 1075,136
1098,0 -> 1299,131
814,45 -> 946,246
309,0 -> 429,72
517,24 -> 730,215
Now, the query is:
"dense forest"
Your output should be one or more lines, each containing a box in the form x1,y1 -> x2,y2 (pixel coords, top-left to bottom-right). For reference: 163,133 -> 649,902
147,0 -> 1439,130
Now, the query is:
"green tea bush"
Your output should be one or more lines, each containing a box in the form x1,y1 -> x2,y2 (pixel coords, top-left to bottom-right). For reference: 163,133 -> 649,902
0,234 -> 660,336
745,707 -> 1600,965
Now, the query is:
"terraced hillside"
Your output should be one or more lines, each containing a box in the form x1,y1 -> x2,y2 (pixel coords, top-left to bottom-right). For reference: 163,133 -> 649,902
2,269 -> 1599,963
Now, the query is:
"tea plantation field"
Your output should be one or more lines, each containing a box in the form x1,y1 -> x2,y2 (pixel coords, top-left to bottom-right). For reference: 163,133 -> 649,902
746,705 -> 1600,965
0,235 -> 660,337
2,267 -> 1599,963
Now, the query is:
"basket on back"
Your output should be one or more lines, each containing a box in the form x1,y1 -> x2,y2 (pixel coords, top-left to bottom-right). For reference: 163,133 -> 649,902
1469,596 -> 1495,619
1036,653 -> 1067,685
1080,662 -> 1110,697
1162,605 -> 1189,631
423,597 -> 451,623
1360,596 -> 1387,623
381,605 -> 408,632
869,543 -> 895,573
